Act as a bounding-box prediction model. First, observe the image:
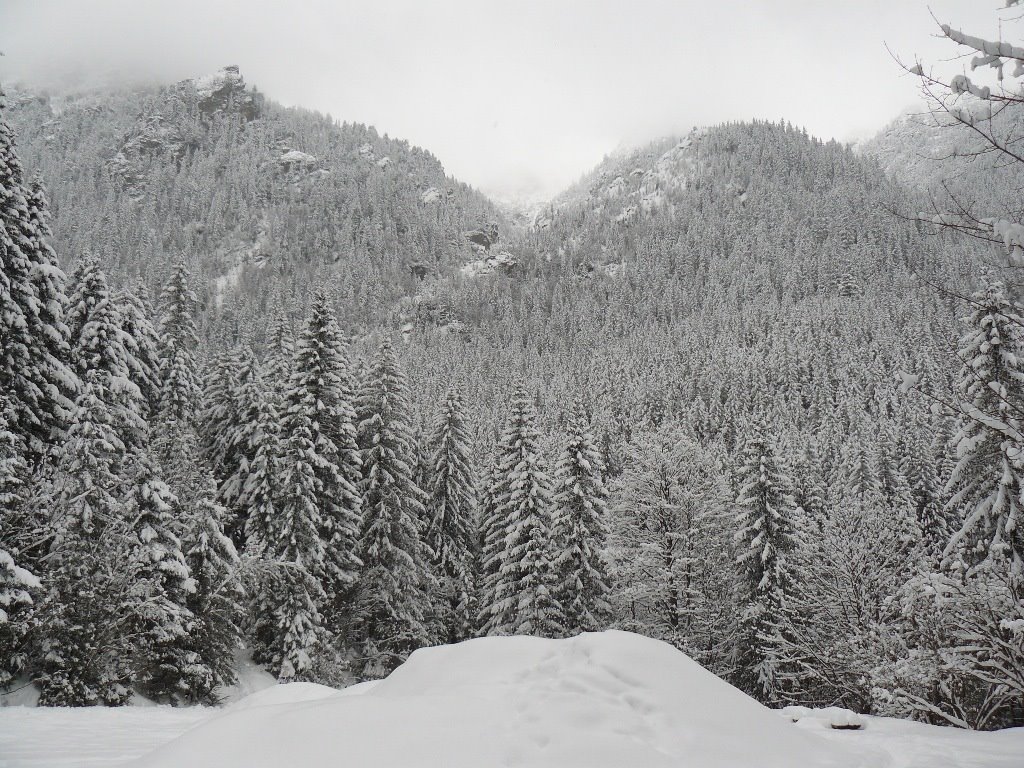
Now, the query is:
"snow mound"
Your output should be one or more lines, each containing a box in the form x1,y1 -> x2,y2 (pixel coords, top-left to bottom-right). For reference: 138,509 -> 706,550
227,682 -> 338,712
135,631 -> 865,768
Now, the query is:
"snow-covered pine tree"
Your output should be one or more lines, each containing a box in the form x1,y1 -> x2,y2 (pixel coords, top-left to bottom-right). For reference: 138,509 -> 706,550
155,264 -> 201,423
946,280 -> 1024,583
353,336 -> 432,676
241,368 -> 282,558
202,347 -> 246,495
0,399 -> 38,687
262,311 -> 294,406
35,378 -> 137,705
733,418 -> 799,705
127,455 -> 200,703
424,390 -> 477,643
549,406 -> 612,635
480,386 -> 560,638
117,284 -> 161,421
66,257 -> 147,452
474,460 -> 501,636
267,408 -> 327,680
20,177 -> 77,457
283,292 -> 362,621
183,493 -> 244,701
0,93 -> 50,460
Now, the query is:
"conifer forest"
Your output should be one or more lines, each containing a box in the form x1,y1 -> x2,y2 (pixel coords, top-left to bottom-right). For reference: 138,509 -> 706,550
1,4 -> 1024,767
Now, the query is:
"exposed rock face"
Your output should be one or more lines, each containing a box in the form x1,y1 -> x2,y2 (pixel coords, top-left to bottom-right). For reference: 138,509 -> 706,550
463,222 -> 499,251
183,66 -> 261,121
460,250 -> 518,278
108,66 -> 262,195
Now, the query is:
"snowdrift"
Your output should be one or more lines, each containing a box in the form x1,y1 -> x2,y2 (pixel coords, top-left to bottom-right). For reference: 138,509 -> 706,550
135,631 -> 866,768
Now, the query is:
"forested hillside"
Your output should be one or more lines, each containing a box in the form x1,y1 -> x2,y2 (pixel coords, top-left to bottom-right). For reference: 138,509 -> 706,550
1,68 -> 1021,731
5,67 -> 504,338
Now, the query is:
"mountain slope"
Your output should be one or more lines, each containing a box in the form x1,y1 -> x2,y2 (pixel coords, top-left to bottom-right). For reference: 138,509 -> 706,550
6,67 -> 505,341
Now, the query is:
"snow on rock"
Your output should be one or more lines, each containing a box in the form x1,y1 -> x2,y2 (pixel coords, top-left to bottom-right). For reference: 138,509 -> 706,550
460,250 -> 518,278
183,66 -> 260,120
134,631 -> 866,768
784,706 -> 865,730
615,204 -> 638,223
276,149 -> 318,170
420,187 -> 444,204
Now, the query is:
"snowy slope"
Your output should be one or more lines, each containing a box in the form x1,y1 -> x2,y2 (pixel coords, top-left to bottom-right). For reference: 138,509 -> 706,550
135,631 -> 865,768
1,632 -> 1022,768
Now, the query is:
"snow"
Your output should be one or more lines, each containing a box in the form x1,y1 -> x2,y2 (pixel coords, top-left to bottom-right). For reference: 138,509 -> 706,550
1,632 -> 1022,768
277,149 -> 318,167
191,67 -> 245,100
421,187 -> 443,204
460,250 -> 518,278
0,706 -> 210,767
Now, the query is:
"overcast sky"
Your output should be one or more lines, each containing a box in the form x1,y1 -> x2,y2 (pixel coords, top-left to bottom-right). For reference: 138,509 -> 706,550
0,1 -> 1009,201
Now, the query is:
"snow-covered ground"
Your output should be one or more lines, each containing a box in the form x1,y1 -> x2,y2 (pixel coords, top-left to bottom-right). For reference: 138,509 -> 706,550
1,632 -> 1021,768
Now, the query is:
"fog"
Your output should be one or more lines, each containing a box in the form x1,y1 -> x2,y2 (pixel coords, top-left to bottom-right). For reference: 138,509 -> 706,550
0,0 -> 1005,202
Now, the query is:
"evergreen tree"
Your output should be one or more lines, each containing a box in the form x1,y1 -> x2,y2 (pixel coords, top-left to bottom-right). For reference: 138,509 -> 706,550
117,284 -> 161,420
550,406 -> 612,635
480,386 -> 560,638
733,419 -> 799,704
262,311 -> 294,406
35,381 -> 136,705
0,93 -> 46,458
156,264 -> 201,423
267,409 -> 327,680
0,399 -> 38,686
424,390 -> 477,643
946,280 -> 1024,582
183,494 -> 244,701
283,293 -> 362,615
240,381 -> 280,560
128,456 -> 200,703
66,258 -> 147,452
353,336 -> 432,676
21,177 -> 77,456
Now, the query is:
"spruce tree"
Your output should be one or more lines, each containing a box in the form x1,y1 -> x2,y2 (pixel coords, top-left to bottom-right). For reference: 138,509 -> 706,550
550,406 -> 612,635
424,390 -> 477,643
947,280 -> 1024,582
156,264 -> 201,423
183,494 -> 243,701
283,293 -> 362,615
0,95 -> 45,458
117,284 -> 161,421
353,336 -> 432,676
35,380 -> 136,705
0,400 -> 38,686
128,456 -> 200,703
733,419 -> 799,704
268,409 -> 326,680
21,177 -> 77,456
66,258 -> 147,452
481,386 -> 560,638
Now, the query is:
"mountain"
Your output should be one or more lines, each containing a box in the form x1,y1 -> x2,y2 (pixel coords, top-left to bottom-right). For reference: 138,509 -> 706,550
5,67 -> 506,343
859,100 -> 1024,230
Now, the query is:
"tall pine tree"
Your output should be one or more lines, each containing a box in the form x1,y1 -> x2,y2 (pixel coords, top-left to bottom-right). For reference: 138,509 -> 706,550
353,336 -> 432,676
550,406 -> 612,635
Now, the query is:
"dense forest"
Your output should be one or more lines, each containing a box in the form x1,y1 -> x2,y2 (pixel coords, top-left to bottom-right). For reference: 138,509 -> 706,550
0,60 -> 1022,731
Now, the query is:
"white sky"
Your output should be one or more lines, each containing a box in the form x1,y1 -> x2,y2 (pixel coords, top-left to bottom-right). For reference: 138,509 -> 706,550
0,1 -> 1011,202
